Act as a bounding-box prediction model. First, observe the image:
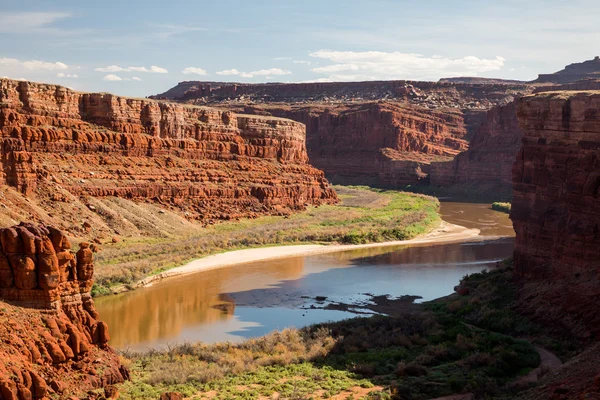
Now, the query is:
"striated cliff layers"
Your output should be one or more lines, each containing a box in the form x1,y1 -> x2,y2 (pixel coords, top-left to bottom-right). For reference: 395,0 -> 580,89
0,223 -> 127,399
430,101 -> 522,197
512,91 -> 600,338
0,78 -> 337,224
229,102 -> 469,187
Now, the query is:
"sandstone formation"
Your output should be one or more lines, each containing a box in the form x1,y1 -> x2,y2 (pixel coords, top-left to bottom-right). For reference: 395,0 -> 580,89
512,91 -> 600,338
229,102 -> 469,186
0,222 -> 127,399
0,78 -> 337,226
153,78 -> 532,191
430,101 -> 522,198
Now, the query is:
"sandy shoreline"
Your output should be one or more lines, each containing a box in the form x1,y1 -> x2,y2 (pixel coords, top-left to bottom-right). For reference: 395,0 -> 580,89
136,221 -> 481,289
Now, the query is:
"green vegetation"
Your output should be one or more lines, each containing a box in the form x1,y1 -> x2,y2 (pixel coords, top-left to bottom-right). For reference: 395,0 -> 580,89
491,202 -> 511,214
94,186 -> 440,295
119,265 -> 544,400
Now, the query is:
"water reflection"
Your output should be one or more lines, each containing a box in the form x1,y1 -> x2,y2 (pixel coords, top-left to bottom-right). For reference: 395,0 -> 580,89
96,202 -> 515,350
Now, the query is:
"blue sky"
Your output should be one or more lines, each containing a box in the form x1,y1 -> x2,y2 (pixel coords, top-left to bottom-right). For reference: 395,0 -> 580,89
1,0 -> 599,97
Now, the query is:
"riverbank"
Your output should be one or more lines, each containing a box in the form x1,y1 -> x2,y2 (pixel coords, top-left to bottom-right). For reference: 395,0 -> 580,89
136,220 -> 480,289
94,187 -> 443,296
117,264 -> 571,400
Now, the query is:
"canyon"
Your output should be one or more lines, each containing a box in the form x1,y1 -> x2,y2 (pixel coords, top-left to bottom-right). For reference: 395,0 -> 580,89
154,79 -> 532,190
0,222 -> 127,399
154,57 -> 600,196
0,78 -> 337,235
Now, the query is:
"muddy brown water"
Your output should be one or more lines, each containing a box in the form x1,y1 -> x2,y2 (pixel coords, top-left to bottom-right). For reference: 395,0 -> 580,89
96,201 -> 514,350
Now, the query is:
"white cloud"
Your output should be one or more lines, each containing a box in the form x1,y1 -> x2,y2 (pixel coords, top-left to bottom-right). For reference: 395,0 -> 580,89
216,67 -> 291,79
251,68 -> 291,76
57,72 -> 78,78
0,12 -> 72,34
103,74 -> 122,81
309,50 -> 506,81
0,57 -> 68,71
95,65 -> 126,73
103,74 -> 143,82
182,67 -> 208,75
94,65 -> 168,73
216,69 -> 241,76
293,60 -> 312,65
150,65 -> 168,73
274,57 -> 292,61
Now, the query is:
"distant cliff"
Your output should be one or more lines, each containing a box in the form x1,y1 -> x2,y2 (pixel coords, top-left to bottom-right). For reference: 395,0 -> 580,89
226,102 -> 470,187
534,56 -> 600,84
430,101 -> 522,197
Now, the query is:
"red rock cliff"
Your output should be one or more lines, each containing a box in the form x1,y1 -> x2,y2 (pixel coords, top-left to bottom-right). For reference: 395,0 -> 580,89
231,102 -> 468,187
430,101 -> 522,197
512,91 -> 600,338
0,78 -> 337,223
0,223 -> 127,399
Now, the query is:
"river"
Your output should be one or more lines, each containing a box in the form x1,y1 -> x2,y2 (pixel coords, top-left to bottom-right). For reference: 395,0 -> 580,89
95,201 -> 514,350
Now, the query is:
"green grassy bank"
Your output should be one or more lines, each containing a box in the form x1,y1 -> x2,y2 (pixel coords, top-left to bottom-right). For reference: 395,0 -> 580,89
93,187 -> 441,296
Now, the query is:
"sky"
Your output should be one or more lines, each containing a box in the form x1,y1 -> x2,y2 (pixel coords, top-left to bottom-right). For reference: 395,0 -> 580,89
1,0 -> 600,97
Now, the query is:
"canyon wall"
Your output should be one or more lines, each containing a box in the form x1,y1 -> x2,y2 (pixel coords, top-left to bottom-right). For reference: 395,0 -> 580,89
0,223 -> 127,399
430,101 -> 522,198
512,91 -> 600,338
154,79 -> 533,191
0,79 -> 337,225
228,102 -> 469,187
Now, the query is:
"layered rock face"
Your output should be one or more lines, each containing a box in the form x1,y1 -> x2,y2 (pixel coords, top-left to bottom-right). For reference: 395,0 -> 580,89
0,223 -> 127,399
0,78 -> 337,223
512,91 -> 600,337
233,102 -> 468,186
430,101 -> 522,197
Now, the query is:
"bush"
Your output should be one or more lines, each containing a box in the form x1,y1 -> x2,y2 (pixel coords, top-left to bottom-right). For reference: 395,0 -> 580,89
491,202 -> 511,214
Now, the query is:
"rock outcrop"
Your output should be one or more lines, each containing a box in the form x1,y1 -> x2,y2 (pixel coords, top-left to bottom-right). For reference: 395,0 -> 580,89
512,91 -> 600,338
0,222 -> 127,399
534,56 -> 600,84
430,101 -> 522,198
0,78 -> 337,224
227,102 -> 469,187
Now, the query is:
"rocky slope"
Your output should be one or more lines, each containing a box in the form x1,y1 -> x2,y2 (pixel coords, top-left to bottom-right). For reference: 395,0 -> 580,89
0,78 -> 337,232
227,102 -> 469,186
512,91 -> 600,339
0,223 -> 127,399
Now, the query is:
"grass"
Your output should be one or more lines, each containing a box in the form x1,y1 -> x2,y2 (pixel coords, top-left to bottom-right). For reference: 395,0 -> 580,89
93,186 -> 441,295
118,265 -> 544,400
491,202 -> 511,214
